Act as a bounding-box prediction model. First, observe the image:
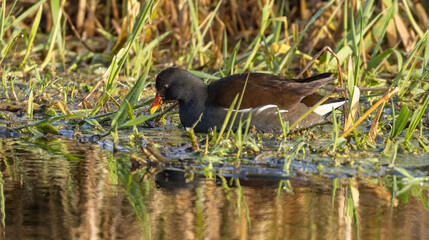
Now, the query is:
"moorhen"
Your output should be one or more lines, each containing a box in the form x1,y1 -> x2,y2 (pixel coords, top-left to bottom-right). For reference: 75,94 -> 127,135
150,67 -> 345,133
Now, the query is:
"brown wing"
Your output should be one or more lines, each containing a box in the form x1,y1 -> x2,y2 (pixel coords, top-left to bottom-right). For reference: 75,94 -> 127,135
207,72 -> 335,110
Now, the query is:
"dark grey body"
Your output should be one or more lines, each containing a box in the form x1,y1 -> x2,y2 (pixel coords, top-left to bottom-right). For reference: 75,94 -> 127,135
155,67 -> 344,133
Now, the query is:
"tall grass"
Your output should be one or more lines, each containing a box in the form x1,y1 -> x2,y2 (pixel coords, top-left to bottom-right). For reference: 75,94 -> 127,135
19,5 -> 43,68
91,0 -> 156,116
40,0 -> 65,70
185,0 -> 223,69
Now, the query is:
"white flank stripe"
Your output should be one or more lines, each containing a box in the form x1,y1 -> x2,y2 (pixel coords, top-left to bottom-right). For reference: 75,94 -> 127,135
255,104 -> 280,115
313,101 -> 345,115
222,104 -> 289,115
223,107 -> 253,113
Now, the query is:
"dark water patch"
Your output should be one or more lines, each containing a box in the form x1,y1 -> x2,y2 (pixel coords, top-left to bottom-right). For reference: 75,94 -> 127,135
0,136 -> 428,239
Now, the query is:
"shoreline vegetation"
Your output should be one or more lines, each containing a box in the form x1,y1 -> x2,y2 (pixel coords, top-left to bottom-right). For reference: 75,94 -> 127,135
0,0 -> 428,168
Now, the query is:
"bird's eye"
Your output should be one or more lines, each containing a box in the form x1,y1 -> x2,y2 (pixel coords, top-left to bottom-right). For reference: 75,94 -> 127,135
162,84 -> 168,90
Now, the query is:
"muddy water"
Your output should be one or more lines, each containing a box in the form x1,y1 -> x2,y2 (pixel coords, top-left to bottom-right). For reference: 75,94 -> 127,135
1,136 -> 428,240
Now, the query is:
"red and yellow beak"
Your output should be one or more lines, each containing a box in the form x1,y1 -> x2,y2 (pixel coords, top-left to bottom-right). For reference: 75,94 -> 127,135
150,93 -> 162,114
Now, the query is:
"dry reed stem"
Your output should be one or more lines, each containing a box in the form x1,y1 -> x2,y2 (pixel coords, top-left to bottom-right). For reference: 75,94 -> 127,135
340,87 -> 398,138
368,101 -> 385,143
76,0 -> 86,31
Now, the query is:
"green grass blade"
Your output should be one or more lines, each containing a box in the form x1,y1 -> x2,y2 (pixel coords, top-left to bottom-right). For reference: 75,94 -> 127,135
242,111 -> 252,142
277,108 -> 287,138
91,0 -> 155,116
349,1 -> 359,76
0,29 -> 22,63
214,94 -> 238,146
424,30 -> 429,77
125,100 -> 137,134
188,70 -> 219,81
242,0 -> 273,71
187,0 -> 201,43
20,5 -> 43,68
332,107 -> 339,152
365,49 -> 393,73
225,74 -> 250,139
1,66 -> 8,99
371,0 -> 395,58
273,0 -> 285,43
120,112 -> 161,128
0,0 -> 5,43
405,95 -> 429,142
392,31 -> 428,88
226,40 -> 241,75
223,29 -> 227,71
398,53 -> 421,96
110,57 -> 151,130
5,0 -> 17,21
6,0 -> 45,32
40,0 -> 64,69
96,28 -> 117,42
185,0 -> 200,69
27,89 -> 34,119
13,114 -> 85,130
402,0 -> 424,38
0,171 -> 5,229
390,105 -> 410,139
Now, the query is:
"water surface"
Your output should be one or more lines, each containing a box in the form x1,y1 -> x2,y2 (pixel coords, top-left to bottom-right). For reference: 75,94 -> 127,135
1,135 -> 428,240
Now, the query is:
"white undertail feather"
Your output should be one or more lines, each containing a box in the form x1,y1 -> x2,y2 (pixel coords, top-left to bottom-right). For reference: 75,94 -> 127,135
313,101 -> 346,115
